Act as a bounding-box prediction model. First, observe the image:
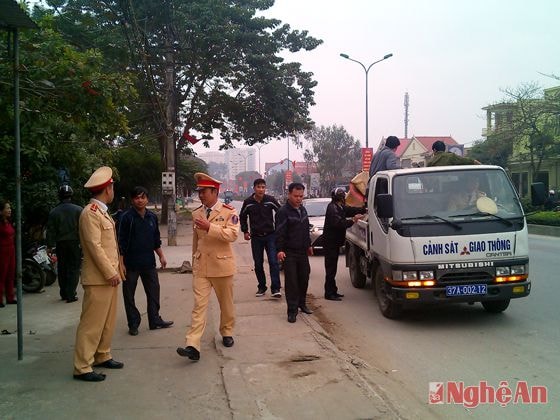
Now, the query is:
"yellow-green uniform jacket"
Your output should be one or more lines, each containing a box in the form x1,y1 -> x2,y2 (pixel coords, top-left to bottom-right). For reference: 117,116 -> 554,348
192,201 -> 239,278
79,201 -> 122,285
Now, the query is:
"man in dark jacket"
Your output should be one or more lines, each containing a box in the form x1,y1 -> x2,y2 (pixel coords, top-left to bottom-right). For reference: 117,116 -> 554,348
118,186 -> 173,336
46,185 -> 83,302
427,140 -> 479,166
275,183 -> 313,323
323,188 -> 366,300
240,179 -> 282,297
369,135 -> 401,177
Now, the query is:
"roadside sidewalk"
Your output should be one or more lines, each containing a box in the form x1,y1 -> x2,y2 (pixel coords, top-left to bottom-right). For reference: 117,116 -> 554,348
0,203 -> 396,419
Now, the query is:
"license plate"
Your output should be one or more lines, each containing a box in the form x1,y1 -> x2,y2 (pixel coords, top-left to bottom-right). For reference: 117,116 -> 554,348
33,249 -> 48,264
445,284 -> 487,297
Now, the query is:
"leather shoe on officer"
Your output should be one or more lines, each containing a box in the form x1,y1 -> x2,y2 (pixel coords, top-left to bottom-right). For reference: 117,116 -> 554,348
149,320 -> 174,330
73,371 -> 106,382
222,336 -> 234,347
287,313 -> 297,323
325,295 -> 342,301
299,305 -> 313,314
177,346 -> 200,361
94,358 -> 124,369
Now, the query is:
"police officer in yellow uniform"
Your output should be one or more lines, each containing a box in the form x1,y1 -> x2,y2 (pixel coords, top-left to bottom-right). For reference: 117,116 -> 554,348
73,167 -> 125,382
177,173 -> 239,361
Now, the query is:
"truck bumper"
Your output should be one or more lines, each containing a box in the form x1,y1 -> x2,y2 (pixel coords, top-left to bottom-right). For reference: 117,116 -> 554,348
389,281 -> 531,304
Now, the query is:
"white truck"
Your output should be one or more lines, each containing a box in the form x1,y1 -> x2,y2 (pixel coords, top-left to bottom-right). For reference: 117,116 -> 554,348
345,165 -> 531,318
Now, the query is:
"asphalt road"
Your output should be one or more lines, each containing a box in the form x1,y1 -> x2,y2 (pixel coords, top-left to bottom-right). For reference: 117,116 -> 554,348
304,234 -> 559,419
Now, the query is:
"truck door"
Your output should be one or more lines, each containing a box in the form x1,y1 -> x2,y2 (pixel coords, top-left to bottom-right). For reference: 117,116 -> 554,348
369,176 -> 391,260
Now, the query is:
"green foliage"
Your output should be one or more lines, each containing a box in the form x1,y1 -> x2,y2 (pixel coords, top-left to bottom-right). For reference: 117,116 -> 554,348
0,14 -> 136,225
176,155 -> 208,196
112,139 -> 163,201
526,211 -> 560,226
469,134 -> 513,168
503,83 -> 560,176
46,0 -> 323,151
305,125 -> 361,194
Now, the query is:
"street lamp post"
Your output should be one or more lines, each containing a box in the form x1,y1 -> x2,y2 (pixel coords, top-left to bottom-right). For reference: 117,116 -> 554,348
254,144 -> 265,176
339,52 -> 393,148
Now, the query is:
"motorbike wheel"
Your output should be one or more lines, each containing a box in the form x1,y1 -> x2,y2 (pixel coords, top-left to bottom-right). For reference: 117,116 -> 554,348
45,269 -> 57,286
22,258 -> 46,293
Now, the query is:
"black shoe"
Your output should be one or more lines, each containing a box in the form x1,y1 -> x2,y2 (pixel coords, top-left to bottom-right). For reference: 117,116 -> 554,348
73,371 -> 106,382
177,346 -> 200,361
222,336 -> 234,347
271,289 -> 282,298
66,296 -> 78,303
7,300 -> 17,305
128,327 -> 139,336
287,313 -> 297,323
0,303 -> 5,308
94,359 -> 124,369
325,295 -> 342,301
299,305 -> 313,314
149,320 -> 174,330
335,292 -> 345,298
255,288 -> 267,297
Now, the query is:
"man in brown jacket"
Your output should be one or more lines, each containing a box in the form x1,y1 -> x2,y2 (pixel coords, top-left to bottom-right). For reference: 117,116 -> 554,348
73,166 -> 124,382
177,173 -> 239,361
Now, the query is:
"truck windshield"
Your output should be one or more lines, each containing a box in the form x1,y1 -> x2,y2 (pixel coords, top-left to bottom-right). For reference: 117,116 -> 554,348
392,169 -> 524,222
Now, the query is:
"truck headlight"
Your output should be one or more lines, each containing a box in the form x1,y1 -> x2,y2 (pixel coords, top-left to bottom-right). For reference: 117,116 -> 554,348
419,271 -> 434,280
402,271 -> 418,281
496,267 -> 511,276
510,265 -> 526,275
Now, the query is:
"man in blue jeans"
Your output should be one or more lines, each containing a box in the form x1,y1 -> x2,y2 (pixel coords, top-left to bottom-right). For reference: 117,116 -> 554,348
240,179 -> 282,297
118,186 -> 173,335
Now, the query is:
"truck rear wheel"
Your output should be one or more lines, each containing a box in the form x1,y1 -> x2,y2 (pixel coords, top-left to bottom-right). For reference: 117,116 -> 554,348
374,267 -> 402,319
348,243 -> 366,289
482,299 -> 510,313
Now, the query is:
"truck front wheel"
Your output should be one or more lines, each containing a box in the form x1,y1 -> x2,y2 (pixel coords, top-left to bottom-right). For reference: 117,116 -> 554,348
374,267 -> 402,319
348,243 -> 366,289
481,299 -> 510,313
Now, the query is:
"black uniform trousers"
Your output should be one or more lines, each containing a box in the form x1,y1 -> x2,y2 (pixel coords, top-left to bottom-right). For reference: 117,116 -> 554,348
56,240 -> 82,300
122,267 -> 161,329
283,252 -> 310,315
323,245 -> 341,297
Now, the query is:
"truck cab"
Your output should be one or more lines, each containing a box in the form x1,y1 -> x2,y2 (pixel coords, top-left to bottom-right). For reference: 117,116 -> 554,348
345,165 -> 530,318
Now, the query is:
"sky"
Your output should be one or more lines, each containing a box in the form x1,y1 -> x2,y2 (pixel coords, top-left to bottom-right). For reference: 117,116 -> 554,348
193,0 -> 560,174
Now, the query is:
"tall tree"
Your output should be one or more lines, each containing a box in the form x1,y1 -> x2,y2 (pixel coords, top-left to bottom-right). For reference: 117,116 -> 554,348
46,0 -> 322,243
0,14 -> 135,226
504,83 -> 560,177
304,125 -> 361,195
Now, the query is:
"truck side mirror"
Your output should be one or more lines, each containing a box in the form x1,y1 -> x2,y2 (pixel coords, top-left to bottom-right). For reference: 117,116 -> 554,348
376,194 -> 393,218
531,182 -> 547,206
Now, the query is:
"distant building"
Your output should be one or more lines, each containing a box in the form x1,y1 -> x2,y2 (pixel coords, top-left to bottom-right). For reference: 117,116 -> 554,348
225,148 -> 255,179
482,86 -> 560,197
198,151 -> 226,165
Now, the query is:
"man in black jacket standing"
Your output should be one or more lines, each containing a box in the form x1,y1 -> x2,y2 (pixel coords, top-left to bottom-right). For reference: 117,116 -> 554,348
46,185 -> 83,303
275,183 -> 313,323
323,188 -> 366,301
240,179 -> 282,297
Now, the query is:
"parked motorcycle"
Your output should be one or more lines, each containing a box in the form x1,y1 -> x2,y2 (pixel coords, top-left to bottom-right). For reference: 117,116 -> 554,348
22,244 -> 57,293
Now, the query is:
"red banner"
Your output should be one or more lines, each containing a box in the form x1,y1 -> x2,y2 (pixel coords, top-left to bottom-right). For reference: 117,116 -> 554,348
361,148 -> 374,172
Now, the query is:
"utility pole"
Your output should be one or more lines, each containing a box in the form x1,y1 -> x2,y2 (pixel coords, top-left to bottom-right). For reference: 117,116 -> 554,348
163,20 -> 177,246
404,92 -> 409,139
